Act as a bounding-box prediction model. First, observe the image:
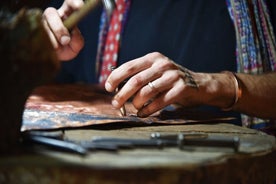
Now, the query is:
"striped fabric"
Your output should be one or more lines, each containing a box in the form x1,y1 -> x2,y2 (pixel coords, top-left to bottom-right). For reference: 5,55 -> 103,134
96,0 -> 131,81
226,0 -> 276,133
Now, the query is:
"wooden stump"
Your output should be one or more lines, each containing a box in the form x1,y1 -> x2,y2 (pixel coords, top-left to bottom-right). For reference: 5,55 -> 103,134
0,8 -> 59,153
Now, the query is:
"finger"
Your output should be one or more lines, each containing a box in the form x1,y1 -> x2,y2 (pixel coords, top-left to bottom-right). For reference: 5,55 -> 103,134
56,45 -> 77,61
56,28 -> 84,61
132,81 -> 160,110
137,80 -> 185,117
111,66 -> 161,108
132,70 -> 179,109
44,8 -> 71,46
42,17 -> 59,49
105,52 -> 174,92
108,53 -> 181,108
69,27 -> 84,53
105,55 -> 153,92
137,91 -> 170,118
138,77 -> 201,118
112,53 -> 177,107
58,0 -> 84,18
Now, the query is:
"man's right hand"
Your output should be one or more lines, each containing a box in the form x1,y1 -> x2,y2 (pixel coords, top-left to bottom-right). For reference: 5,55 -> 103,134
43,0 -> 85,61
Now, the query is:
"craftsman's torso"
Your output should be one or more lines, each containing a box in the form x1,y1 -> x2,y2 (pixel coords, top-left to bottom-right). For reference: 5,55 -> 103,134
120,0 -> 237,71
55,0 -> 237,83
49,0 -> 276,125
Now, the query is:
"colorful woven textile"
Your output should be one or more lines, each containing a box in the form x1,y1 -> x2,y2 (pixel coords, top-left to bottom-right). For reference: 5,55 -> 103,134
226,0 -> 276,132
226,0 -> 276,73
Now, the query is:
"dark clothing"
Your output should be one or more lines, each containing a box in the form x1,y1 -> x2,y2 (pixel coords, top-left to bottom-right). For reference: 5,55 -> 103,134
47,0 -> 276,125
53,0 -> 237,83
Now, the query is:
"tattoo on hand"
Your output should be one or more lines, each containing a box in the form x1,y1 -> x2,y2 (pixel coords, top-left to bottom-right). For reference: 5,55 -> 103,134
178,66 -> 199,89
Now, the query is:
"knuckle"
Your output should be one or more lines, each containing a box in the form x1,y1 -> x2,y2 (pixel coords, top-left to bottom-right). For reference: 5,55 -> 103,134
129,75 -> 144,88
158,60 -> 173,71
151,56 -> 177,72
123,62 -> 136,74
43,7 -> 56,16
68,0 -> 84,9
168,71 -> 181,81
146,52 -> 162,60
57,30 -> 66,38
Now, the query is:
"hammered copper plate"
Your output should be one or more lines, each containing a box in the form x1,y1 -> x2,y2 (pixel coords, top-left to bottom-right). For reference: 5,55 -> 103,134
21,84 -> 234,131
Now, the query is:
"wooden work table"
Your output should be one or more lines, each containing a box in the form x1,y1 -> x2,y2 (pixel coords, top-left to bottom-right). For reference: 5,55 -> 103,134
1,84 -> 275,183
0,123 -> 275,184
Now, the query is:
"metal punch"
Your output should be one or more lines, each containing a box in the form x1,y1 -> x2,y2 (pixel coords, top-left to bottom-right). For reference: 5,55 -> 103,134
89,132 -> 240,152
111,66 -> 127,116
102,0 -> 116,21
22,133 -> 88,156
22,131 -> 119,156
151,132 -> 240,152
115,87 -> 127,116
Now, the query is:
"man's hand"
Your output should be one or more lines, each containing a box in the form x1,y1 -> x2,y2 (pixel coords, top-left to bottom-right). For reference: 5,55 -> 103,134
43,0 -> 84,61
105,52 -> 208,117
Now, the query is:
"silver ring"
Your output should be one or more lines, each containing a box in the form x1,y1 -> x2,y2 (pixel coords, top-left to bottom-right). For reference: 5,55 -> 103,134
148,81 -> 155,89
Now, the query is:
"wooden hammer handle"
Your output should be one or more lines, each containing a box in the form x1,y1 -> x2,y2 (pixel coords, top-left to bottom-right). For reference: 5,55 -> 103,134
63,0 -> 101,30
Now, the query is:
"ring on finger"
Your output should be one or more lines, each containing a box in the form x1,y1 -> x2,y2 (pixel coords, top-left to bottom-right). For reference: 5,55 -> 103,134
148,81 -> 156,90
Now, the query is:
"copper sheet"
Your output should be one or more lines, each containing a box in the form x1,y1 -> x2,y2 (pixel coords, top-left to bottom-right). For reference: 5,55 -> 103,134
22,84 -> 234,131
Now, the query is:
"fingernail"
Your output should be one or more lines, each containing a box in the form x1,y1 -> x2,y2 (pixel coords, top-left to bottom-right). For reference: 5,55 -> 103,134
105,82 -> 112,92
74,0 -> 83,7
60,35 -> 70,45
112,99 -> 119,108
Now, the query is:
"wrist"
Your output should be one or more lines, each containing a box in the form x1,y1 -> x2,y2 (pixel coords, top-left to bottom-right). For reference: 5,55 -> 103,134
221,71 -> 242,111
200,72 -> 241,109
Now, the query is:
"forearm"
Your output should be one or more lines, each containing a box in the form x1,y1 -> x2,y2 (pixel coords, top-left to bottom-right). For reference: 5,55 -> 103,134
200,72 -> 276,119
233,72 -> 276,119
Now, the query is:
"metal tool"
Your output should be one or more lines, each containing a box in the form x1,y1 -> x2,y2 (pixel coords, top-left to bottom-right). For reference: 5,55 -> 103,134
22,131 -> 240,155
102,0 -> 116,21
114,87 -> 127,116
23,134 -> 88,155
150,132 -> 208,140
22,131 -> 119,155
90,132 -> 240,152
91,137 -> 170,148
77,140 -> 118,151
151,132 -> 240,152
25,130 -> 65,139
111,66 -> 127,116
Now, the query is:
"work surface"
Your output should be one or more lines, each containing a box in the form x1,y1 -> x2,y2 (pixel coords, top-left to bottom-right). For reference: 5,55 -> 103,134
1,123 -> 276,184
1,84 -> 276,184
